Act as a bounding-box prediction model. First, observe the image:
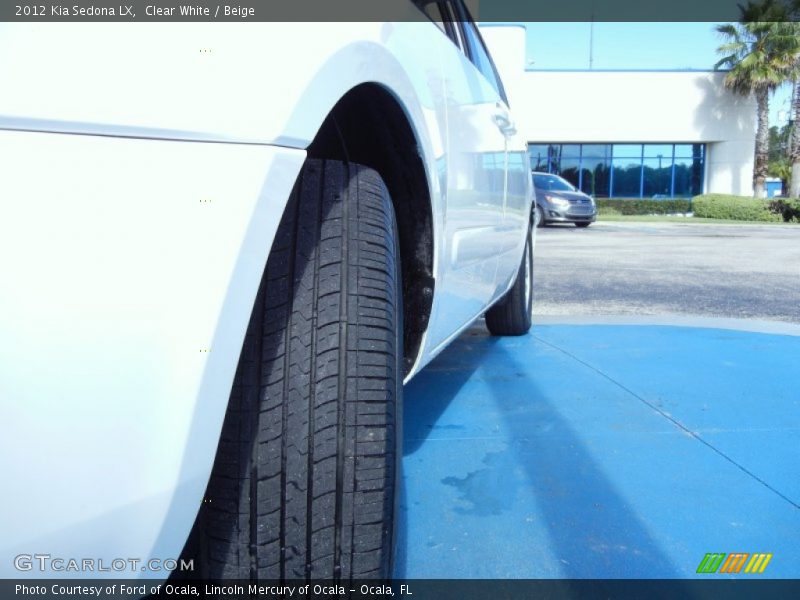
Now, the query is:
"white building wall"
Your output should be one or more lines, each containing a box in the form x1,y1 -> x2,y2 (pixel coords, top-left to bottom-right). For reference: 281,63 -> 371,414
706,141 -> 757,196
480,25 -> 757,196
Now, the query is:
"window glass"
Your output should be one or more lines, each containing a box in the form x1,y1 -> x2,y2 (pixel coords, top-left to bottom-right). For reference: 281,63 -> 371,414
583,166 -> 610,196
581,163 -> 611,197
673,155 -> 705,197
455,3 -> 508,103
674,144 -> 705,159
642,157 -> 673,197
556,157 -> 581,189
419,1 -> 447,33
643,144 -> 675,159
544,145 -> 579,183
528,145 -> 550,172
581,144 -> 612,160
559,144 -> 581,159
613,144 -> 643,159
414,1 -> 460,48
611,159 -> 642,197
533,173 -> 576,192
527,143 -> 704,198
579,144 -> 611,196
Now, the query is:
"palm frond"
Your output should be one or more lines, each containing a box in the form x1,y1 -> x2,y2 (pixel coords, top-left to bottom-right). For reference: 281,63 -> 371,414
715,16 -> 799,96
716,23 -> 741,38
715,55 -> 738,70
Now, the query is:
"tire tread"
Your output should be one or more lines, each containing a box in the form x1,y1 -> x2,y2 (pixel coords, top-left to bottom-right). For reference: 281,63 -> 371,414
190,159 -> 399,581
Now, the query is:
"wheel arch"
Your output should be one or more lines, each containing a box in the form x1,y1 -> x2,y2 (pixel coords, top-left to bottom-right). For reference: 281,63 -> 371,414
307,83 -> 435,376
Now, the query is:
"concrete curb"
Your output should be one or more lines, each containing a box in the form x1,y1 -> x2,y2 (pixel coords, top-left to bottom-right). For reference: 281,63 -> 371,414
532,314 -> 800,337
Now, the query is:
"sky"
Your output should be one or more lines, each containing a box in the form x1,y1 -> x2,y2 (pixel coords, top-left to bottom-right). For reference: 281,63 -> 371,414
518,22 -> 794,127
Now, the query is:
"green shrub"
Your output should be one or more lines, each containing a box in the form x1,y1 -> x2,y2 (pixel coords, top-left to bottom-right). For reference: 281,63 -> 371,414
768,198 -> 800,222
596,198 -> 692,215
597,206 -> 622,216
692,194 -> 781,222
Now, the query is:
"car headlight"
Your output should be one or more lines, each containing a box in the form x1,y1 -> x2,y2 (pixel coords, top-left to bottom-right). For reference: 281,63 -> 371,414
545,195 -> 570,207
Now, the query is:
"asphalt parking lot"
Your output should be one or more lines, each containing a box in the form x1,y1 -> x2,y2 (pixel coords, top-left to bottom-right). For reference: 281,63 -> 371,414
398,220 -> 800,579
533,221 -> 800,323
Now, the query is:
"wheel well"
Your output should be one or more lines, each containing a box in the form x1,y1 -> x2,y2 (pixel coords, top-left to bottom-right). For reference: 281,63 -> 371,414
307,84 -> 435,376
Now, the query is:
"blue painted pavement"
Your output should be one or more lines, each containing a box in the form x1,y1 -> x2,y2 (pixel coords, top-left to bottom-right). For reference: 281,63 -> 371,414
395,323 -> 800,578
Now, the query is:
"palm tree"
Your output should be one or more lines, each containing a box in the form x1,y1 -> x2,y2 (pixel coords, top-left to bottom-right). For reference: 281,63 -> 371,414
762,1 -> 800,197
715,14 -> 800,197
786,1 -> 800,197
791,80 -> 800,196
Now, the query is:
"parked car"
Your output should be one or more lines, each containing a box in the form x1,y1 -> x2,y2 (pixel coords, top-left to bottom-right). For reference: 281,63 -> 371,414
0,1 -> 533,583
532,171 -> 597,228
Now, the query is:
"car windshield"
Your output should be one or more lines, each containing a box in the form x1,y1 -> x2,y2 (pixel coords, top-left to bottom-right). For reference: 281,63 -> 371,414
533,174 -> 576,192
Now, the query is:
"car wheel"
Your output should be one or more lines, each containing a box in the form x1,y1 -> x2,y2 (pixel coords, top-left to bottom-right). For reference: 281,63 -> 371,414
575,222 -> 591,228
188,159 -> 402,580
534,204 -> 545,228
485,225 -> 533,336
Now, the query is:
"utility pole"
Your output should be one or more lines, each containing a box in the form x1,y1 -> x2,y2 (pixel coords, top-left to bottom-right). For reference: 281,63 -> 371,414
588,0 -> 596,70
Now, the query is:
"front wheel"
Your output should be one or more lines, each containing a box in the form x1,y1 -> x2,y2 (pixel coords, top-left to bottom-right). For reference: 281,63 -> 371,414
187,159 -> 402,580
485,226 -> 533,336
534,204 -> 545,228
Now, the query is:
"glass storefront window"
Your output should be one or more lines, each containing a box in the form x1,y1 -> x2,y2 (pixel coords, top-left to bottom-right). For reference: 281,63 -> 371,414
674,144 -> 705,159
643,144 -> 675,159
611,159 -> 642,197
642,157 -> 673,197
613,144 -> 643,159
581,144 -> 612,160
528,142 -> 706,199
581,162 -> 611,197
673,156 -> 704,197
528,145 -> 549,171
558,157 -> 581,189
580,145 -> 611,197
559,144 -> 581,159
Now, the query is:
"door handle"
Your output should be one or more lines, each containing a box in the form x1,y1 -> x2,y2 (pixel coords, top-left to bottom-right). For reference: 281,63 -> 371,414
492,111 -> 517,136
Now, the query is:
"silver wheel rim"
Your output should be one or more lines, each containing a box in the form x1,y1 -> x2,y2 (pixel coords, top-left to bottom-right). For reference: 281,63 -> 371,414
523,236 -> 532,309
533,205 -> 541,227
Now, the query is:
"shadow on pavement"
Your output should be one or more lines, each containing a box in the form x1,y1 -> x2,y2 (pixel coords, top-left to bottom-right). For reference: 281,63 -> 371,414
400,326 -> 683,579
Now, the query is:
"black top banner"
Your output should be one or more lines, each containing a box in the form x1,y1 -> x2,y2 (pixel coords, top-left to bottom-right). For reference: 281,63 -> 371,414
2,0 -> 799,22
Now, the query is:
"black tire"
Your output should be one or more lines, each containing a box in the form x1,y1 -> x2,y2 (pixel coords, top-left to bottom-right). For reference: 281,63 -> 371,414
575,222 -> 591,228
535,204 -> 546,228
187,159 -> 402,580
485,226 -> 533,336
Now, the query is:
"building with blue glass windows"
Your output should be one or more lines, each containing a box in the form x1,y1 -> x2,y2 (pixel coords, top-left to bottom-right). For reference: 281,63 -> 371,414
527,143 -> 705,199
481,26 -> 757,198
